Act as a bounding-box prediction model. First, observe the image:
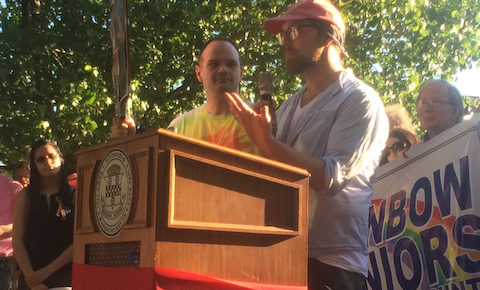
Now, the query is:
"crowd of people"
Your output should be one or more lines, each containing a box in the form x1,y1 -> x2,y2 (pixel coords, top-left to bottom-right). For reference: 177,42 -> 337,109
380,78 -> 471,166
112,0 -> 479,288
2,0 -> 479,289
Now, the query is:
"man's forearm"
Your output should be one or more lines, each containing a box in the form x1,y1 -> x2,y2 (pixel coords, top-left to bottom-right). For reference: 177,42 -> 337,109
260,134 -> 327,191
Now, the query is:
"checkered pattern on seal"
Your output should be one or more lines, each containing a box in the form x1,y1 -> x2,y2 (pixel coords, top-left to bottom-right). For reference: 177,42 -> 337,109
105,183 -> 121,197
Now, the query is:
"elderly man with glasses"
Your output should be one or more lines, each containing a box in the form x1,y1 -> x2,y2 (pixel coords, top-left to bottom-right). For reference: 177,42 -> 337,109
416,79 -> 465,141
224,0 -> 389,288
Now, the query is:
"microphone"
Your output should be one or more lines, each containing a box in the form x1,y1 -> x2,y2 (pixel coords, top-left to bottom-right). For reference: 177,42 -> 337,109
258,72 -> 274,103
258,72 -> 278,135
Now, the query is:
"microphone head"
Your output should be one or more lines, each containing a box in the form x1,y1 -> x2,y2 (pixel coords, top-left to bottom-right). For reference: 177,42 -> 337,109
258,72 -> 274,96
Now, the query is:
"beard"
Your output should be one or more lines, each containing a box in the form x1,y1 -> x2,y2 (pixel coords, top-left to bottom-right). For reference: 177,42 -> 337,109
285,54 -> 315,74
284,46 -> 325,74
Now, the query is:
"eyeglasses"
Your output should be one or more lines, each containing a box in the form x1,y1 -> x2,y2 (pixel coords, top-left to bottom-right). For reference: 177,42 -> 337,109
382,141 -> 408,157
416,99 -> 453,109
35,153 -> 59,164
277,24 -> 317,46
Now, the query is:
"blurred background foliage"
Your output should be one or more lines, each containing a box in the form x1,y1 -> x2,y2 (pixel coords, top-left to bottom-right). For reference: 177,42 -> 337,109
0,0 -> 479,173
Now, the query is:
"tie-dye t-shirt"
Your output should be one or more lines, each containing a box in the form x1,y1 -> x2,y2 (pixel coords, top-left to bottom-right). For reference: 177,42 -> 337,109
168,104 -> 260,155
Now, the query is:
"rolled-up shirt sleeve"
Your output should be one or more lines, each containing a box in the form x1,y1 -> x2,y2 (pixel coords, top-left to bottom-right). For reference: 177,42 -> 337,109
322,86 -> 388,193
275,69 -> 389,276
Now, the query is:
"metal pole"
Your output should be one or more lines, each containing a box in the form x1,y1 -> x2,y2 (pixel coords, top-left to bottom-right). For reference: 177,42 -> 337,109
110,0 -> 130,118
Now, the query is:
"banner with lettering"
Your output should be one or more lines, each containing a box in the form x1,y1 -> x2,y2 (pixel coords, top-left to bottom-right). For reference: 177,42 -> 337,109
368,121 -> 480,290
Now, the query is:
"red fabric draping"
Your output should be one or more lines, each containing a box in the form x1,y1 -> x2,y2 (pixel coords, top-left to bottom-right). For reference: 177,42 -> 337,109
73,263 -> 307,290
73,263 -> 154,290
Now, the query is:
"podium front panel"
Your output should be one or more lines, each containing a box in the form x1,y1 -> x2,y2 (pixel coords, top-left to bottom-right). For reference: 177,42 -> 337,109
74,129 -> 309,287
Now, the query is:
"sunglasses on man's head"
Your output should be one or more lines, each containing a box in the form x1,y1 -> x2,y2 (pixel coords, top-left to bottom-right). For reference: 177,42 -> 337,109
382,141 -> 408,157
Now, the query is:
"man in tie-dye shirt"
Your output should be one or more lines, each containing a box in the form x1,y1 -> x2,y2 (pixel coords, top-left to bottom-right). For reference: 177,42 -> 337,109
112,37 -> 259,155
167,37 -> 259,154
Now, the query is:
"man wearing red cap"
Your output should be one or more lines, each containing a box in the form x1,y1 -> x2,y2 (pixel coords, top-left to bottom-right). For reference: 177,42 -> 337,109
225,0 -> 388,288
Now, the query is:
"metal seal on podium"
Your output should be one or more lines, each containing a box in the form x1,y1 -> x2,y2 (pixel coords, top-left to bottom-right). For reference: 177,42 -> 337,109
94,148 -> 133,237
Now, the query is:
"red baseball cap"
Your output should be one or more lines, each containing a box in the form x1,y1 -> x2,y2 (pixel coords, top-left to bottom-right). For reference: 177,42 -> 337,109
263,0 -> 345,35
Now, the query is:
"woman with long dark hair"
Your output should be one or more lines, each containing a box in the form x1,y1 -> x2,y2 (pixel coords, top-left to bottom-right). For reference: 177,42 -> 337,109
13,139 -> 74,290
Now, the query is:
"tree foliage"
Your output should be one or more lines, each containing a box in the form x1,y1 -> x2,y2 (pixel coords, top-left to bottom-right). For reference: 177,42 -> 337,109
0,0 -> 479,172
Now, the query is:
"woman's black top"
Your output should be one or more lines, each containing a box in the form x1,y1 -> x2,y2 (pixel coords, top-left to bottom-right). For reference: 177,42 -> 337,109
22,185 -> 74,287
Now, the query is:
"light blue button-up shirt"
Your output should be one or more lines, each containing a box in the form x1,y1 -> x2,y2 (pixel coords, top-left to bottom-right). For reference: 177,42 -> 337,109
276,69 -> 389,276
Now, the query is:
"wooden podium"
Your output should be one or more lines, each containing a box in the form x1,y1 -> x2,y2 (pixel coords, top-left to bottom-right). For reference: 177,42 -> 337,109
73,129 -> 309,288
